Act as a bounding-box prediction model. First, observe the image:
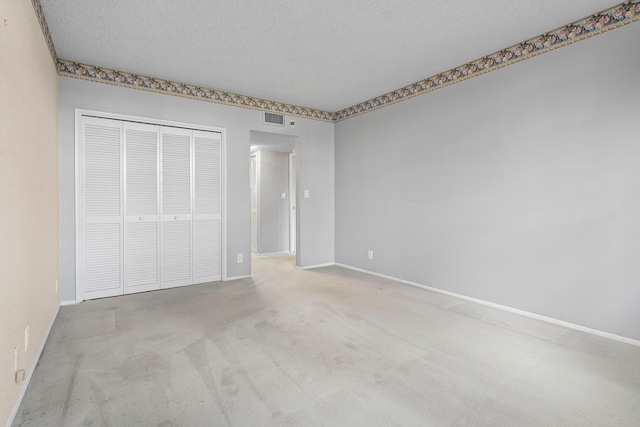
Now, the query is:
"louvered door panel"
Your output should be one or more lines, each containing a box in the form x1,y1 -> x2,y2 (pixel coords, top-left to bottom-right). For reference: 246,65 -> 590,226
194,133 -> 221,215
124,123 -> 160,293
84,223 -> 121,293
162,221 -> 192,282
162,132 -> 192,215
81,117 -> 123,299
126,126 -> 158,216
194,219 -> 221,279
193,131 -> 222,282
161,128 -> 193,288
125,222 -> 158,289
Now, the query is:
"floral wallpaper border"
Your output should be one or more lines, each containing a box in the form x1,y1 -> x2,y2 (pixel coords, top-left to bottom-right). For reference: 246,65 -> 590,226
52,1 -> 640,122
56,59 -> 336,122
334,1 -> 640,121
30,0 -> 57,66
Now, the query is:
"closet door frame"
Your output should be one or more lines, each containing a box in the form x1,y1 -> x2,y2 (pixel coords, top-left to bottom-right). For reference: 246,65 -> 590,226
75,109 -> 227,303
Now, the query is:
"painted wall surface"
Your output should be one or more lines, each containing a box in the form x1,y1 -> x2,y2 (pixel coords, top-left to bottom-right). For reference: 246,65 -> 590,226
58,77 -> 334,301
256,151 -> 290,254
250,130 -> 296,154
335,22 -> 640,341
0,1 -> 60,424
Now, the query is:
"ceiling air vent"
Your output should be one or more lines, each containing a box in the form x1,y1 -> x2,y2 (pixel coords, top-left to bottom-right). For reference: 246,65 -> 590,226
263,112 -> 285,127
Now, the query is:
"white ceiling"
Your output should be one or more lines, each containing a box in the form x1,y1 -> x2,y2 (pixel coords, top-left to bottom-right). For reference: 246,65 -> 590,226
40,0 -> 618,112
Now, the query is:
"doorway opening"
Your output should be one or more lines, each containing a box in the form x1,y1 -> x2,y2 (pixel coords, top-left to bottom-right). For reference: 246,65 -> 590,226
249,131 -> 298,272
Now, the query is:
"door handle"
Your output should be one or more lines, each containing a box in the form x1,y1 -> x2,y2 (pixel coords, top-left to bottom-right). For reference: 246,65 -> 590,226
174,216 -> 178,220
139,216 -> 144,221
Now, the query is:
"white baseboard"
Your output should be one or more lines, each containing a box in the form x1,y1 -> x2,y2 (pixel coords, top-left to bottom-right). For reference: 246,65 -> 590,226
60,300 -> 77,306
334,263 -> 640,348
224,275 -> 252,281
254,251 -> 292,256
6,305 -> 60,427
298,262 -> 335,270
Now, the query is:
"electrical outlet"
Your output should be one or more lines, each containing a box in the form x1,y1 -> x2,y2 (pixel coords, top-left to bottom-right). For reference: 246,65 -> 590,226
368,250 -> 374,260
25,326 -> 29,352
15,369 -> 26,384
14,345 -> 25,383
237,253 -> 244,263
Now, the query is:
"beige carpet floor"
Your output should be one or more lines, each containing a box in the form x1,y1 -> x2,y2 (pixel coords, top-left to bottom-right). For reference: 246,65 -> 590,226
13,254 -> 640,426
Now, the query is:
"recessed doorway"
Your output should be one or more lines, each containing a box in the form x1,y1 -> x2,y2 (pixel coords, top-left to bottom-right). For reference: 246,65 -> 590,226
249,131 -> 298,272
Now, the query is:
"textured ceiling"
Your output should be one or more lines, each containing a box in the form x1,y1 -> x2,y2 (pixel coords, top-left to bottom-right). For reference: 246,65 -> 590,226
40,0 -> 619,112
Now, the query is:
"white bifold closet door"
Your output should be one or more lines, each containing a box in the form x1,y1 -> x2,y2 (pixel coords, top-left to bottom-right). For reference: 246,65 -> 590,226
124,122 -> 160,294
80,117 -> 124,300
161,128 -> 193,289
79,115 -> 221,301
193,130 -> 222,283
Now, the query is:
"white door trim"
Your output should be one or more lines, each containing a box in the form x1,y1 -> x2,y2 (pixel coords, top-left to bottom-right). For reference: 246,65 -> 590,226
288,152 -> 297,254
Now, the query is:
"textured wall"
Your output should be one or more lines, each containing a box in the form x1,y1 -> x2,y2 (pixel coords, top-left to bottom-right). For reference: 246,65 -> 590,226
58,77 -> 334,301
0,1 -> 60,424
335,22 -> 640,341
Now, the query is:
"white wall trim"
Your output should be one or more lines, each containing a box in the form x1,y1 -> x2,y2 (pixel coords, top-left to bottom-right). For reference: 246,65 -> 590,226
334,263 -> 640,348
224,275 -> 252,281
60,300 -> 77,306
221,128 -> 228,281
298,262 -> 335,270
6,305 -> 60,427
74,109 -> 82,303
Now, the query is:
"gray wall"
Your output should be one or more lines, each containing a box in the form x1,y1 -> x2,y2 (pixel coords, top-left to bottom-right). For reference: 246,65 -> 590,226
256,151 -> 290,254
250,130 -> 296,154
335,23 -> 640,341
59,77 -> 334,301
